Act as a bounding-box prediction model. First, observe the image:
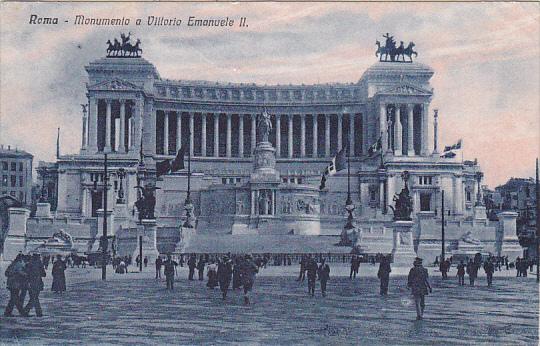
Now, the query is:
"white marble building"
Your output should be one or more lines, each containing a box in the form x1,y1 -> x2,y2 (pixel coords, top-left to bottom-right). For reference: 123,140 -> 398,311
19,44 -> 521,263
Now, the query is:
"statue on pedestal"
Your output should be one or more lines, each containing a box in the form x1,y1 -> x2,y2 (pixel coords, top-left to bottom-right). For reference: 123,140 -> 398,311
257,108 -> 273,143
389,171 -> 413,221
134,185 -> 160,221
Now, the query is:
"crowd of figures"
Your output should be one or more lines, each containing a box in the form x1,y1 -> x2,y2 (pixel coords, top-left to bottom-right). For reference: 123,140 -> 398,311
3,250 -> 538,320
4,253 -> 67,317
154,253 -> 260,304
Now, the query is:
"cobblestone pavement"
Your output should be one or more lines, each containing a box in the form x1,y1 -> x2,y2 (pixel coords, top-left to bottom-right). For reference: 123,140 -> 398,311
0,265 -> 538,345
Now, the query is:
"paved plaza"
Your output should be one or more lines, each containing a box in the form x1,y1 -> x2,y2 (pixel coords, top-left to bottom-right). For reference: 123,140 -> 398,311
0,264 -> 538,345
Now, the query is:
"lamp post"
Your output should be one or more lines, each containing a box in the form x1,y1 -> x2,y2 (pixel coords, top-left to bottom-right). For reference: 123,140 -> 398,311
135,158 -> 146,272
117,168 -> 126,204
183,138 -> 194,228
91,153 -> 110,281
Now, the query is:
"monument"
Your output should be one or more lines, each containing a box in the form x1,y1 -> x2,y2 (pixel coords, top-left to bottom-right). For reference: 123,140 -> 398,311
390,171 -> 417,265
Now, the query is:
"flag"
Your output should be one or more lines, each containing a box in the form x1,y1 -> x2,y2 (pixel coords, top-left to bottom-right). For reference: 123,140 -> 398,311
156,159 -> 171,177
319,145 -> 348,190
368,136 -> 382,156
171,145 -> 186,172
441,139 -> 462,158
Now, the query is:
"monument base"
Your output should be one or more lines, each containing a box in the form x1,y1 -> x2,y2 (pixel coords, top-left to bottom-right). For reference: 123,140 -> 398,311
391,220 -> 417,266
35,202 -> 52,218
132,219 -> 159,263
474,205 -> 487,220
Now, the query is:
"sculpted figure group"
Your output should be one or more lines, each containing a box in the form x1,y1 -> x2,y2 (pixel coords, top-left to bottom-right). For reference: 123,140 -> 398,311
106,32 -> 143,58
376,33 -> 418,62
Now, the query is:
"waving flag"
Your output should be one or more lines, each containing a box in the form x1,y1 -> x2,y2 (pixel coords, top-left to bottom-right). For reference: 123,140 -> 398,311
319,145 -> 348,190
441,139 -> 462,158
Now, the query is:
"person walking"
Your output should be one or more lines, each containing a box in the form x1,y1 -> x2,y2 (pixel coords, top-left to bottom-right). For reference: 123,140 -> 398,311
407,257 -> 432,320
457,260 -> 466,286
349,255 -> 359,279
206,260 -> 218,289
197,256 -> 206,281
217,256 -> 233,300
377,255 -> 392,295
306,256 -> 318,297
163,255 -> 177,290
155,257 -> 162,279
239,255 -> 258,305
466,259 -> 479,286
143,256 -> 148,268
515,258 -> 522,277
297,255 -> 306,282
232,257 -> 242,290
4,254 -> 28,317
439,259 -> 449,280
23,254 -> 46,317
187,255 -> 196,281
483,258 -> 495,287
317,259 -> 330,297
51,255 -> 67,294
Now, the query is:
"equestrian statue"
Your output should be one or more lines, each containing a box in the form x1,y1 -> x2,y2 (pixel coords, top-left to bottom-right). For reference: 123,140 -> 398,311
375,33 -> 417,63
106,32 -> 143,58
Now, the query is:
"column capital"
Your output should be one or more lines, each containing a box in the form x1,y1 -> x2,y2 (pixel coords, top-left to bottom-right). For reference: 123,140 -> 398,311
119,99 -> 127,105
105,98 -> 113,105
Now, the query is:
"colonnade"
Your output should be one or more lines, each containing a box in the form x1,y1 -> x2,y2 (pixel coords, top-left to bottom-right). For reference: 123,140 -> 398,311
378,102 -> 430,156
156,111 -> 362,158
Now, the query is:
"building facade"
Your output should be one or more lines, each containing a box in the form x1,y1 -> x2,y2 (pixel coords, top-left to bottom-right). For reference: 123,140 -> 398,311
0,145 -> 33,207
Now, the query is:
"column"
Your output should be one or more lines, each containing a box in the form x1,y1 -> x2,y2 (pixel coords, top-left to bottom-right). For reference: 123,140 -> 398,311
133,98 -> 143,152
407,104 -> 414,156
81,109 -> 88,150
452,175 -> 458,215
325,114 -> 330,157
81,188 -> 87,217
275,114 -> 281,158
238,115 -> 244,157
189,112 -> 194,157
300,114 -> 306,157
104,99 -> 112,152
433,110 -> 439,154
312,115 -> 318,157
387,175 -> 395,207
201,113 -> 207,156
421,103 -> 429,155
163,110 -> 169,155
226,113 -> 232,157
251,114 -> 256,153
176,112 -> 182,151
349,114 -> 355,155
88,96 -> 98,152
118,100 -> 126,153
337,113 -> 343,149
394,105 -> 402,156
288,114 -> 293,158
379,103 -> 388,152
144,99 -> 156,156
213,114 -> 219,157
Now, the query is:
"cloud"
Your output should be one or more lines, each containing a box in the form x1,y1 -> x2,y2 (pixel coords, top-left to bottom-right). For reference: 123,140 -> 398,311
0,2 -> 538,187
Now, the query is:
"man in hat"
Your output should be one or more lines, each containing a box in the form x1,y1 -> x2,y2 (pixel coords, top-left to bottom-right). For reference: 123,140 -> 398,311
163,254 -> 177,290
407,257 -> 432,320
239,254 -> 258,305
317,258 -> 330,297
23,253 -> 46,317
377,255 -> 392,295
306,255 -> 319,297
217,256 -> 233,300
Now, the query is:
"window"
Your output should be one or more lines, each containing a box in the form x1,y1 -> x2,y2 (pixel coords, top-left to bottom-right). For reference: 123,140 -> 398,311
228,178 -> 235,184
221,178 -> 227,185
418,176 -> 433,185
282,178 -> 288,183
19,191 -> 24,203
297,178 -> 303,184
466,190 -> 472,202
370,189 -> 377,202
10,175 -> 16,187
19,176 -> 23,187
19,162 -> 23,171
420,193 -> 431,211
11,162 -> 16,171
1,162 -> 7,170
2,175 -> 7,187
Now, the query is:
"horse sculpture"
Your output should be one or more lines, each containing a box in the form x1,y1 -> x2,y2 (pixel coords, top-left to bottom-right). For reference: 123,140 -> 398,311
106,34 -> 142,58
375,35 -> 417,63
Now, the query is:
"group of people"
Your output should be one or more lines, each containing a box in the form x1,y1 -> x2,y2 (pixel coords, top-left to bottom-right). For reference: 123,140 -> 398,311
515,257 -> 535,277
4,253 -> 48,317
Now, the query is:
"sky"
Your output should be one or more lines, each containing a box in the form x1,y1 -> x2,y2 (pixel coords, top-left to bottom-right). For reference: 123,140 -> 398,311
0,2 -> 538,188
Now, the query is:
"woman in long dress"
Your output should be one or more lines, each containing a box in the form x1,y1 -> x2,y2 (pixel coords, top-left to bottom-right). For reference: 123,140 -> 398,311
51,255 -> 67,293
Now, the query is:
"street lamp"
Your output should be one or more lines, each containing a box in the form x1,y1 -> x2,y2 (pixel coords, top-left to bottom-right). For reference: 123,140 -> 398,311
91,153 -> 110,281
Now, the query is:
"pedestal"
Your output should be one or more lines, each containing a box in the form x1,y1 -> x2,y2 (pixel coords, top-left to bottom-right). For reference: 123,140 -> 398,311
497,211 -> 522,261
35,202 -> 52,218
391,220 -> 417,266
174,226 -> 197,253
133,219 -> 159,263
3,208 -> 30,260
473,205 -> 487,220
